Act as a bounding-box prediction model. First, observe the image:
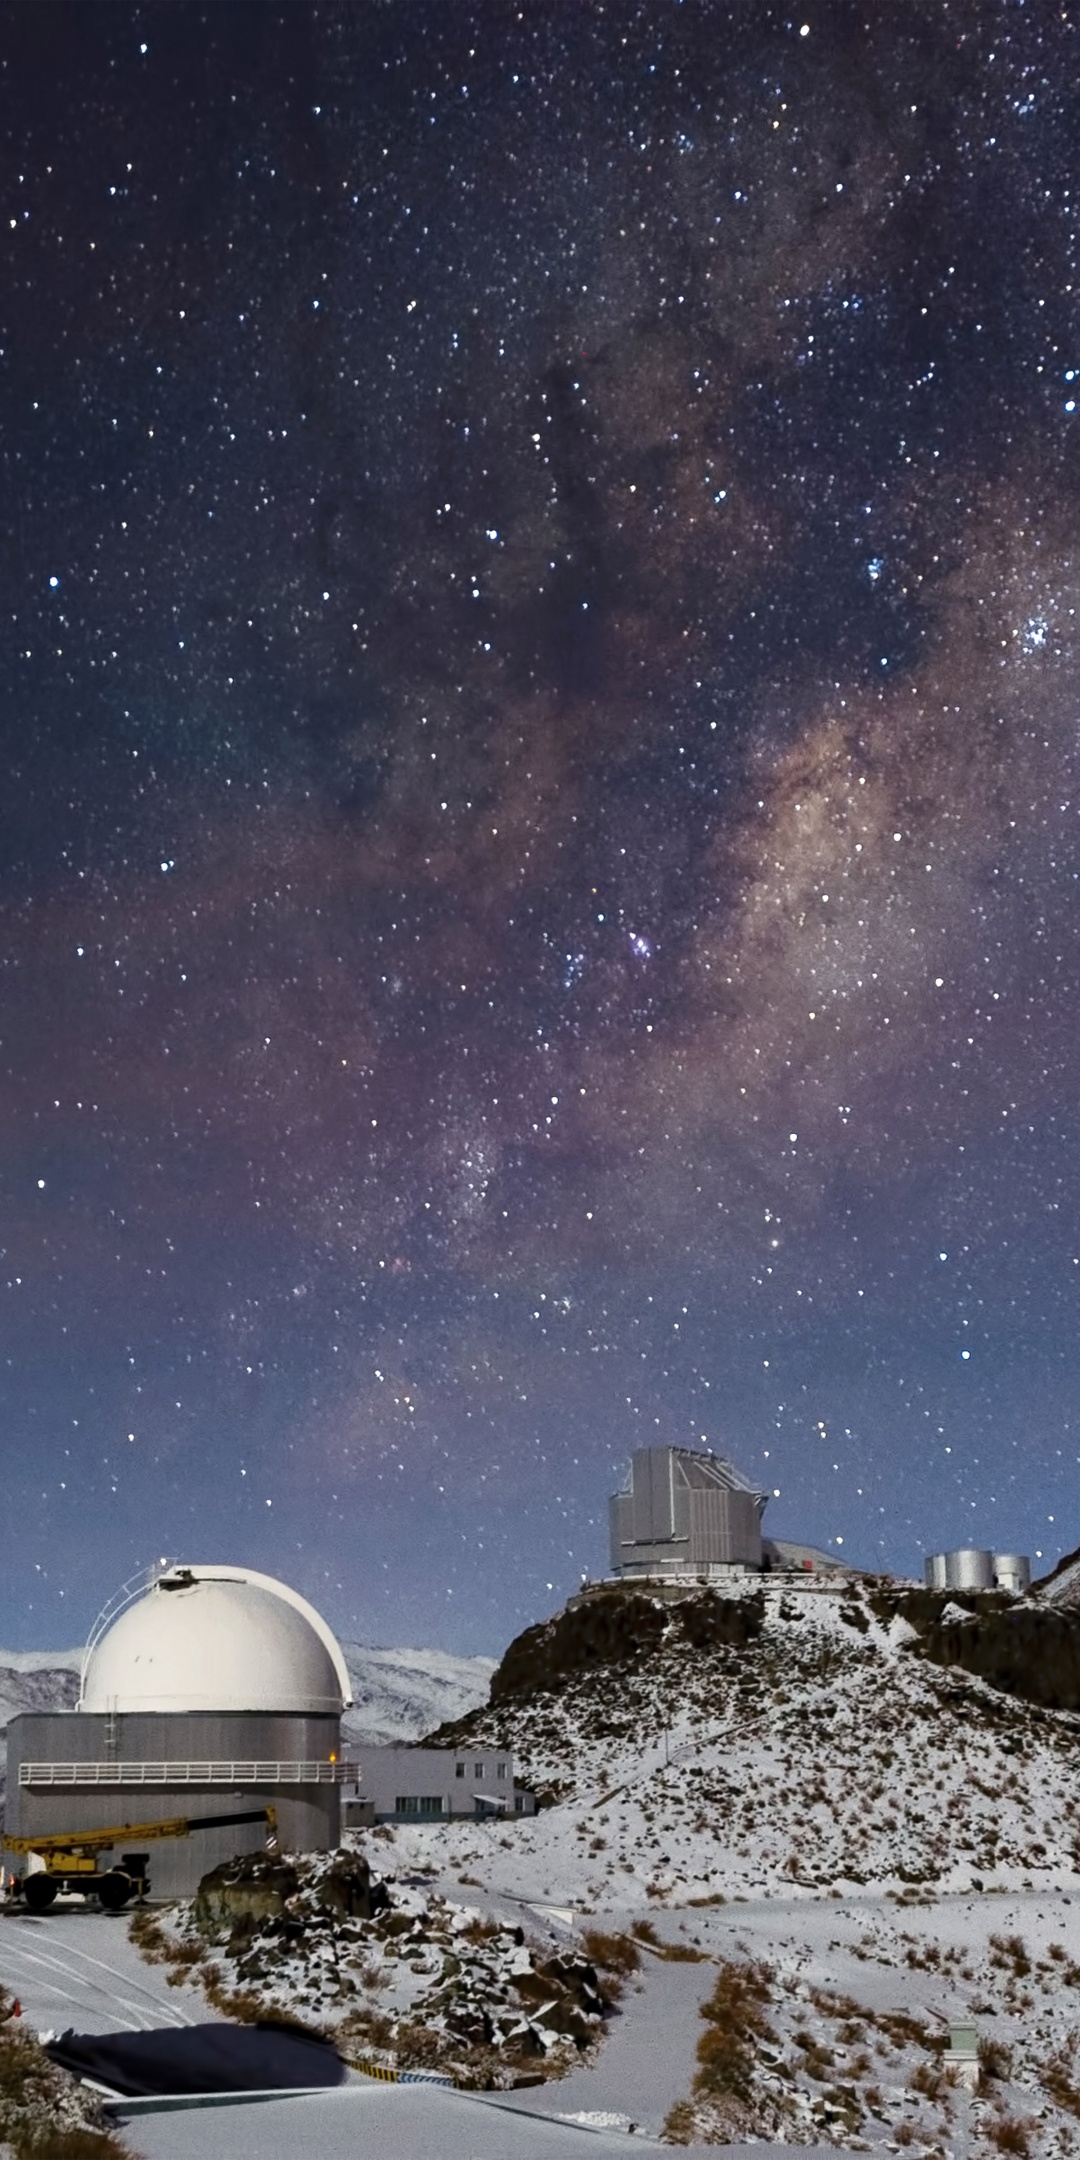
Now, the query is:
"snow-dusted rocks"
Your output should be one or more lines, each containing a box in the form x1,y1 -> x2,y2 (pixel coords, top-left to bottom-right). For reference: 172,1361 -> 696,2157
422,1576 -> 1080,1899
134,1853 -> 615,2088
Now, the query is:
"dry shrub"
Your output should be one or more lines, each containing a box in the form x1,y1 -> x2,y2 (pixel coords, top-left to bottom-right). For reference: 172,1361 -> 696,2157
693,1957 -> 773,2104
809,1987 -> 862,2019
16,2134 -> 131,2159
979,2036 -> 1014,2082
0,1987 -> 131,2159
987,2114 -> 1033,2155
461,1917 -> 499,1945
661,2097 -> 698,2143
869,2008 -> 938,2051
337,2008 -> 395,2059
128,1907 -> 203,1985
1042,2048 -> 1080,2117
989,1933 -> 1031,1979
394,2020 -> 450,2069
127,1906 -> 171,1960
580,1929 -> 641,1976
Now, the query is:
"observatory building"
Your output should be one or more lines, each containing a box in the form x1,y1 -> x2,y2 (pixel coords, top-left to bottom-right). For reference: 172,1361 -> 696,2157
608,1445 -> 851,1580
5,1564 -> 353,1898
610,1446 -> 768,1578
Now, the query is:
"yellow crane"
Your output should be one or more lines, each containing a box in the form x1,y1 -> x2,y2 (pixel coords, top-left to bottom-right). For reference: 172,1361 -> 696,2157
4,1804 -> 278,1912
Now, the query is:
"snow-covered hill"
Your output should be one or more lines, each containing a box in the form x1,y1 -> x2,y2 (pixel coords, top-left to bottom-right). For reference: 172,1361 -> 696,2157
352,1578 -> 1080,2148
420,1576 -> 1080,1902
0,1650 -> 82,1733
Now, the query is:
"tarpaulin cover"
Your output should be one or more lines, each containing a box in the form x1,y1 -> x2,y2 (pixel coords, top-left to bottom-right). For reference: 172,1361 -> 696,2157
44,2020 -> 347,2096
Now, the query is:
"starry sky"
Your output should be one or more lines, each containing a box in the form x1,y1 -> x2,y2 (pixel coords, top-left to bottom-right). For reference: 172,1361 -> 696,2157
2,0 -> 1079,1656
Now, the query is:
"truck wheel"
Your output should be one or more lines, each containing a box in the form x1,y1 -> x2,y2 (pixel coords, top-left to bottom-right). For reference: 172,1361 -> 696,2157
97,1871 -> 132,1913
23,1876 -> 57,1912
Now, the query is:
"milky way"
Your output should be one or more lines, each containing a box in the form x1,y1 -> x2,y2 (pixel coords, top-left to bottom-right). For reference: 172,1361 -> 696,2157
2,1 -> 1079,1650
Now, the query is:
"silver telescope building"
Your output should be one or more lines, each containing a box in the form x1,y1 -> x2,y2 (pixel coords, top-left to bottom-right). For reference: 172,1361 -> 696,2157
610,1445 -> 767,1578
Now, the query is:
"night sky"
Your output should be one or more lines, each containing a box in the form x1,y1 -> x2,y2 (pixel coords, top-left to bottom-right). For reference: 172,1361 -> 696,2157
2,0 -> 1079,1655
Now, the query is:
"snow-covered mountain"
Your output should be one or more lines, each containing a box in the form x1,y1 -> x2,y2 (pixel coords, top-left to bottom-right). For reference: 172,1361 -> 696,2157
339,1641 -> 495,1746
0,1650 -> 82,1733
422,1574 -> 1080,1895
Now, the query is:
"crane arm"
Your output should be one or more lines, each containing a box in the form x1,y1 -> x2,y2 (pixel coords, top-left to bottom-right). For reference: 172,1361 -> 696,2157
4,1805 -> 276,1859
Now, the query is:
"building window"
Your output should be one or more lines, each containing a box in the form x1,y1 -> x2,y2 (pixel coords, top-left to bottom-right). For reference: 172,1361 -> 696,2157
455,1762 -> 466,1778
496,1762 -> 507,1779
515,1794 -> 525,1813
395,1796 -> 443,1818
474,1762 -> 484,1779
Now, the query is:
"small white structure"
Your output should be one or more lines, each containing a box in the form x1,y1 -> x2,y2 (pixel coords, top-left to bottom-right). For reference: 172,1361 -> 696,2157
943,2024 -> 981,2091
993,1553 -> 1031,1595
79,1564 -> 352,1715
343,1745 -> 535,1825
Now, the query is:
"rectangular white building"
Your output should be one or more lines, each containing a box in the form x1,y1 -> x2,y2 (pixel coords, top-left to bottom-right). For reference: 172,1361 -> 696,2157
344,1745 -> 535,1825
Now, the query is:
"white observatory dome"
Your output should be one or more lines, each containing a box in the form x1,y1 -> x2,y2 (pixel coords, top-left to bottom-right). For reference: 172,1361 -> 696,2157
80,1565 -> 352,1715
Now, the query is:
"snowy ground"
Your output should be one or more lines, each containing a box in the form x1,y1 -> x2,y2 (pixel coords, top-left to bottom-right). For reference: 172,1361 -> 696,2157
0,1902 -> 229,2034
503,1887 -> 1080,2150
33,1576 -> 1080,2152
105,2080 -> 671,2157
409,1582 -> 1080,1908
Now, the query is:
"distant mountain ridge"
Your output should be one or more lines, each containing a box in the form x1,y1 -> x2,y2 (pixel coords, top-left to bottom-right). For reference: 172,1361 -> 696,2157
338,1642 -> 495,1746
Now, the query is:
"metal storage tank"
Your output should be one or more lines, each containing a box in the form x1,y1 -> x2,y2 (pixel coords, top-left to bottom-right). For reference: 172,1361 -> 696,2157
946,1549 -> 997,1590
5,1564 -> 353,1899
924,1548 -> 995,1592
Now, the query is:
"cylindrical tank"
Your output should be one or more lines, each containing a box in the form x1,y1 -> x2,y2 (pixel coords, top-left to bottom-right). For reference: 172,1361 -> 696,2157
945,1548 -> 995,1591
924,1549 -> 996,1591
993,1553 -> 1031,1595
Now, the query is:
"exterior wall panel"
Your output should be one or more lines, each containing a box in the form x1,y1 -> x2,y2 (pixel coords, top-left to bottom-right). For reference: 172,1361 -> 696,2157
6,1711 -> 341,1898
688,1486 -> 762,1568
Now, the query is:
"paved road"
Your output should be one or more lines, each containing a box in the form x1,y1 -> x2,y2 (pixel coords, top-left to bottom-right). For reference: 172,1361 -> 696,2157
0,1904 -> 219,2035
110,2084 -> 664,2158
490,1949 -> 716,2142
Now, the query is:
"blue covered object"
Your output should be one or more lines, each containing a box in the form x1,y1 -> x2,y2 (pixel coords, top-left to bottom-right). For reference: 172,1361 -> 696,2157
44,2020 -> 347,2096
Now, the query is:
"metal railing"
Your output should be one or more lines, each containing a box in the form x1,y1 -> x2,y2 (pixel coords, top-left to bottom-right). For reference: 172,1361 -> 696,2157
19,1760 -> 357,1788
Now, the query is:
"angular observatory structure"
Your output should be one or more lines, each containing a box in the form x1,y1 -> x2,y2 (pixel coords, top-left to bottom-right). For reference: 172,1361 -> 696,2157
609,1445 -> 768,1578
